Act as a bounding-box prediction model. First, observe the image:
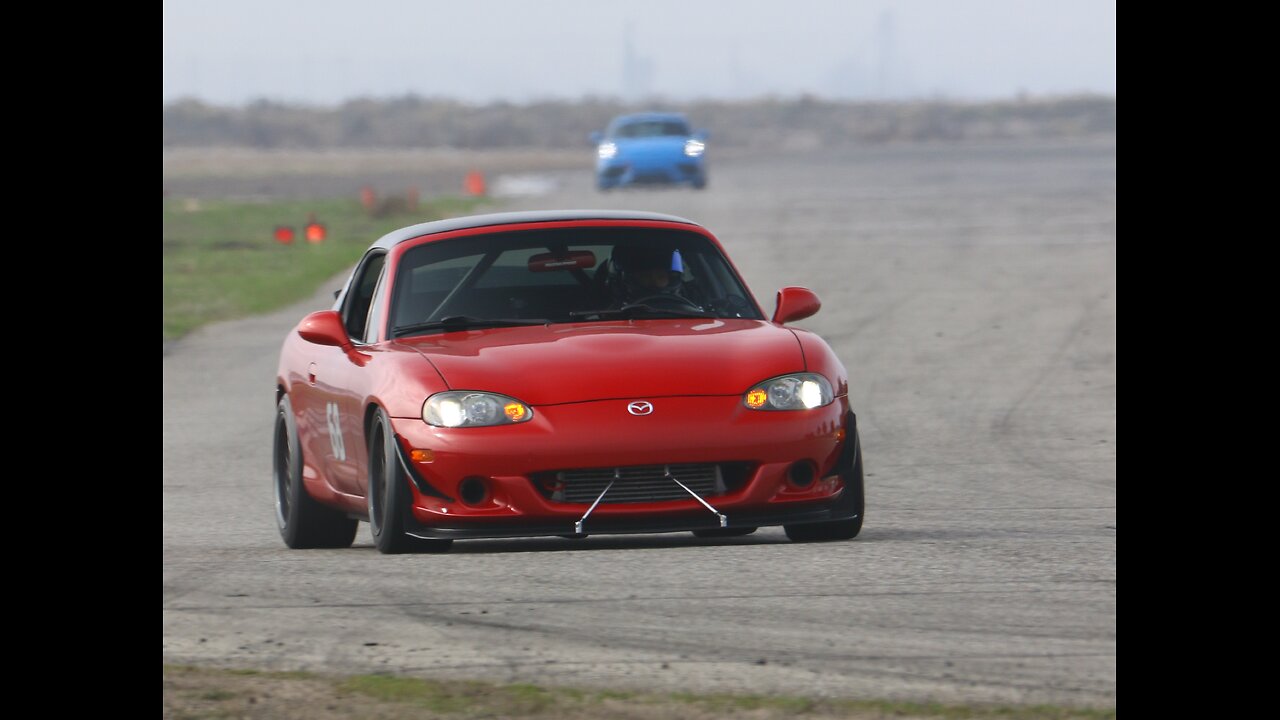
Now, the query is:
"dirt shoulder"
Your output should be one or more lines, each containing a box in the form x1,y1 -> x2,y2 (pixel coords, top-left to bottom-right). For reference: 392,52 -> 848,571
163,665 -> 1114,720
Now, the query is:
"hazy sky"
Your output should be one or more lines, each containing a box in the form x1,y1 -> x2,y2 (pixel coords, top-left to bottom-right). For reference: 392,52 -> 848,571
162,0 -> 1116,106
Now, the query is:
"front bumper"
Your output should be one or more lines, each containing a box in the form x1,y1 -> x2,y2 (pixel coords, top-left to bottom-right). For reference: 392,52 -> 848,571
390,395 -> 855,538
597,158 -> 705,187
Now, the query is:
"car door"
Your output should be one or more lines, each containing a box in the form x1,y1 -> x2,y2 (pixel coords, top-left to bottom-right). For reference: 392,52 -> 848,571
303,251 -> 386,499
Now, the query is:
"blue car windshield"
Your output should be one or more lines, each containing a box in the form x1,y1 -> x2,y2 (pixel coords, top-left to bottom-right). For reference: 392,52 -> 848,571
612,120 -> 689,138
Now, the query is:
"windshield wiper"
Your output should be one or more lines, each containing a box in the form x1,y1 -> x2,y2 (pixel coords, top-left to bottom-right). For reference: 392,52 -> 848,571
393,316 -> 549,338
569,303 -> 714,320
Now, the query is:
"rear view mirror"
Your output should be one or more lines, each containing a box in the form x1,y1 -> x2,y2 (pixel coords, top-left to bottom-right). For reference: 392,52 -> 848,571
529,250 -> 597,272
297,310 -> 351,351
772,287 -> 821,324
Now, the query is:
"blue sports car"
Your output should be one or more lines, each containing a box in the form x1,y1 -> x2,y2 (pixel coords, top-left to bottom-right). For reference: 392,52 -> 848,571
590,112 -> 708,191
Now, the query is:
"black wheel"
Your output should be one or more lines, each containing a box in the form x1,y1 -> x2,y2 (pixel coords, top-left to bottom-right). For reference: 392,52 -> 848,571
367,408 -> 453,555
784,425 -> 865,543
274,395 -> 358,549
692,527 -> 757,538
626,293 -> 706,313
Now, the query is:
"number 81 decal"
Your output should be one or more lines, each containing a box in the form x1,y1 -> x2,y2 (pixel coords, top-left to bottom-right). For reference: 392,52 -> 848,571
326,402 -> 347,461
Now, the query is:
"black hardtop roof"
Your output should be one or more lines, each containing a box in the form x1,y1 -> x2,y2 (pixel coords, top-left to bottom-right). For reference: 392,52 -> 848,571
371,209 -> 701,251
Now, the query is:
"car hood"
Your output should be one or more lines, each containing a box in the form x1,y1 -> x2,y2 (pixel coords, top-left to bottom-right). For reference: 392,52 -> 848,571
398,319 -> 803,405
615,137 -> 689,157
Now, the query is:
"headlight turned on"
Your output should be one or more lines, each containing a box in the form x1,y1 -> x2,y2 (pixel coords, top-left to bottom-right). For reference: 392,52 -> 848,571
743,374 -> 833,410
423,391 -> 534,427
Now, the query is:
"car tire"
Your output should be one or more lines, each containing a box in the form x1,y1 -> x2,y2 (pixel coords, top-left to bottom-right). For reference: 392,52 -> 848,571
367,407 -> 453,555
274,395 -> 358,549
784,423 -> 865,543
692,527 -> 757,538
692,175 -> 707,190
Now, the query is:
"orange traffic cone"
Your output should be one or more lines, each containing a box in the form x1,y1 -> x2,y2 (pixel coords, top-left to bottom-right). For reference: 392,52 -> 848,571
303,213 -> 326,243
464,170 -> 487,197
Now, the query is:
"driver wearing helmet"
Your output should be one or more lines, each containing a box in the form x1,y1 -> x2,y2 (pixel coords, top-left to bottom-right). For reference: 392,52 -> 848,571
608,244 -> 688,305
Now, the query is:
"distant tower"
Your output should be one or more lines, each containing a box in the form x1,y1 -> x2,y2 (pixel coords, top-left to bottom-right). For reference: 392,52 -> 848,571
729,39 -> 748,97
622,22 -> 653,101
877,10 -> 895,98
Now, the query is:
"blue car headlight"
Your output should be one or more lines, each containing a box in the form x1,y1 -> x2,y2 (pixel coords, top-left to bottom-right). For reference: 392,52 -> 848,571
598,142 -> 618,160
423,391 -> 533,427
684,139 -> 705,158
743,373 -> 833,410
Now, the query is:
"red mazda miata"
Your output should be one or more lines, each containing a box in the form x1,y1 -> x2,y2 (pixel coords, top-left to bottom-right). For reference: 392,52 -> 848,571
274,210 -> 864,553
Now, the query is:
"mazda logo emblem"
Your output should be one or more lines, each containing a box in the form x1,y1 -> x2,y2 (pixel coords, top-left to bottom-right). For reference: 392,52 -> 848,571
627,401 -> 654,416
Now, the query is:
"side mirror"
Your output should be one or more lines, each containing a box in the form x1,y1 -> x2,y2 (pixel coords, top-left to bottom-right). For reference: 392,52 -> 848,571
588,131 -> 603,145
297,310 -> 352,351
772,287 -> 821,324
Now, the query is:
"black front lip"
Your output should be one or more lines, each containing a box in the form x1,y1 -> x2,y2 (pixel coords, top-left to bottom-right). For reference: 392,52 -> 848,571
402,500 -> 856,540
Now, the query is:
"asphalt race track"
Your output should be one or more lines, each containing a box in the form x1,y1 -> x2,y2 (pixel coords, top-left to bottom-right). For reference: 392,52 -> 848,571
162,139 -> 1116,707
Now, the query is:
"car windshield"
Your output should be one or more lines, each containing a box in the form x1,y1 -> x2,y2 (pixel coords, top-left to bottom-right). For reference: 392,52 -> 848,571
611,120 -> 690,138
389,227 -> 762,337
